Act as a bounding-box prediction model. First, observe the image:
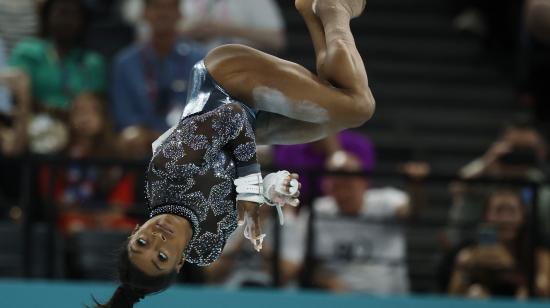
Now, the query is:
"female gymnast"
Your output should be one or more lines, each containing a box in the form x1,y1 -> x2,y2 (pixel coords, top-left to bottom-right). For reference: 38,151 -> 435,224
96,0 -> 374,306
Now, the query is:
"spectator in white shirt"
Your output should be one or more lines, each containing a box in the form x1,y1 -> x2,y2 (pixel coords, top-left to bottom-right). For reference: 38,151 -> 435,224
123,0 -> 286,52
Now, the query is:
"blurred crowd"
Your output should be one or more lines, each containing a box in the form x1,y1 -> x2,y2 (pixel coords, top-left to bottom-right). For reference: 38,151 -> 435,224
0,0 -> 549,301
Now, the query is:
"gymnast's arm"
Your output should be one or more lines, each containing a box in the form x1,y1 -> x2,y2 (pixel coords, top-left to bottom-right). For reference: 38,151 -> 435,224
223,104 -> 264,241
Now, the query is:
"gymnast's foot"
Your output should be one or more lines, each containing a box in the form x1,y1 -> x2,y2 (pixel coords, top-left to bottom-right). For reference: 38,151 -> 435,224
312,0 -> 366,19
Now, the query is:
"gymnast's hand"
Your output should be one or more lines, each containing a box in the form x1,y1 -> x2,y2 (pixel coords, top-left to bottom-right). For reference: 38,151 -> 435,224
237,200 -> 264,251
237,173 -> 301,251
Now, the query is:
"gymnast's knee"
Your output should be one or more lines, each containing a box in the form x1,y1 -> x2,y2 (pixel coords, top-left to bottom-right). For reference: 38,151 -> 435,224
347,90 -> 375,128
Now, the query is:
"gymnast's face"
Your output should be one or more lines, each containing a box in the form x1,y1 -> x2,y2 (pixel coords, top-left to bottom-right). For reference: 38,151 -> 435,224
128,214 -> 192,276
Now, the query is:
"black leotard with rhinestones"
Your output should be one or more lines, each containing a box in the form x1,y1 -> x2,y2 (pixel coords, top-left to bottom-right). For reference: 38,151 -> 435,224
146,61 -> 259,266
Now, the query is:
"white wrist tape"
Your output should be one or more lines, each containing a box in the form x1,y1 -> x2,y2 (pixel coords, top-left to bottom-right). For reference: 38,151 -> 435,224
234,170 -> 301,226
234,173 -> 265,204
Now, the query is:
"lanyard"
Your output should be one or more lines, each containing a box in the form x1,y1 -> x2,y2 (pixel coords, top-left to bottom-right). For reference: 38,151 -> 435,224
140,43 -> 189,115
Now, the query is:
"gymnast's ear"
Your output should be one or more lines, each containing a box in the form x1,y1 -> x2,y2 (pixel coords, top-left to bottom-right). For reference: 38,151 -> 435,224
130,224 -> 140,236
176,257 -> 185,273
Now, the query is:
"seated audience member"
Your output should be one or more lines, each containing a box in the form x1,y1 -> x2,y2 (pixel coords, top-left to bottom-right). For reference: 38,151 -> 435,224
307,151 -> 411,294
448,188 -> 550,298
9,0 -> 106,112
273,130 -> 376,204
451,118 -> 550,247
180,0 -> 286,52
112,0 -> 205,145
123,0 -> 286,52
39,93 -> 137,235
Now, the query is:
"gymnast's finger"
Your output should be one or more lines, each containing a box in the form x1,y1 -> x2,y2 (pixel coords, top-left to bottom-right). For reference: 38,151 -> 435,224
287,198 -> 300,207
251,206 -> 262,238
237,201 -> 246,226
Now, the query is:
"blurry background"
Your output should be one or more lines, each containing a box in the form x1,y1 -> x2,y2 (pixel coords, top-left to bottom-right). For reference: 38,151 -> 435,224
0,0 -> 549,304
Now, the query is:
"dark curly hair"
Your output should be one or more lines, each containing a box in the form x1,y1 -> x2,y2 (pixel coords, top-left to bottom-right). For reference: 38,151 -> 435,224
92,239 -> 178,308
39,0 -> 91,40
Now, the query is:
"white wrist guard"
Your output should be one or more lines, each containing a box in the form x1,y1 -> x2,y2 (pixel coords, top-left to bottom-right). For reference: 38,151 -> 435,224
234,170 -> 301,226
234,173 -> 265,204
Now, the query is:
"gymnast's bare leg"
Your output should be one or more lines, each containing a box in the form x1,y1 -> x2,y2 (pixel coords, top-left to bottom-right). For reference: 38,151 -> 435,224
204,0 -> 374,145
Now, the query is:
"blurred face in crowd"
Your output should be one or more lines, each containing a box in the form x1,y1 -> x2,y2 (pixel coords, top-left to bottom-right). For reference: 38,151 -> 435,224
485,190 -> 525,242
47,0 -> 84,43
144,0 -> 181,36
69,94 -> 105,139
323,152 -> 368,216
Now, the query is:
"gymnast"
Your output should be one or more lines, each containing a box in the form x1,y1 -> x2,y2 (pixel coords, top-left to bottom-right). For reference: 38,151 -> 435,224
96,0 -> 374,306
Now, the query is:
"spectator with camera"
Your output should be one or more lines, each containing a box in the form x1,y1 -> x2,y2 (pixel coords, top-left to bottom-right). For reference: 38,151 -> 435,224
449,118 -> 550,248
448,188 -> 550,298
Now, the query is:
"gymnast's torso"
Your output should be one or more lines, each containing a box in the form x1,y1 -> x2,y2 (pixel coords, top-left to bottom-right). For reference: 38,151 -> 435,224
146,61 -> 259,266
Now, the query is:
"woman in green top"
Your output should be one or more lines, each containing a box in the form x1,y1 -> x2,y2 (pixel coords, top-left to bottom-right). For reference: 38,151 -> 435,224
9,0 -> 106,111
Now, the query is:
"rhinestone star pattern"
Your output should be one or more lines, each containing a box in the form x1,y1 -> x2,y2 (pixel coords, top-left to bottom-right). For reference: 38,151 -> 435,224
146,103 -> 257,266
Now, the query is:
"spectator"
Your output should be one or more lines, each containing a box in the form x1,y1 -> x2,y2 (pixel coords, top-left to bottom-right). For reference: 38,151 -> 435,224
8,0 -> 106,112
180,0 -> 286,52
273,130 -> 376,204
39,93 -> 138,235
451,118 -> 550,247
305,151 -> 411,294
459,119 -> 547,180
111,0 -> 205,141
123,0 -> 286,52
0,0 -> 40,54
448,188 -> 550,298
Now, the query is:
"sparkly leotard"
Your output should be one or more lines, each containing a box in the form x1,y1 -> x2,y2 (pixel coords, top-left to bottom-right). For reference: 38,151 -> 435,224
146,61 -> 259,266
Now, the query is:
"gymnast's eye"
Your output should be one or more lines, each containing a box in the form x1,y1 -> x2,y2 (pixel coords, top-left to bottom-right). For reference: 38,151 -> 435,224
158,252 -> 168,262
137,238 -> 147,246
